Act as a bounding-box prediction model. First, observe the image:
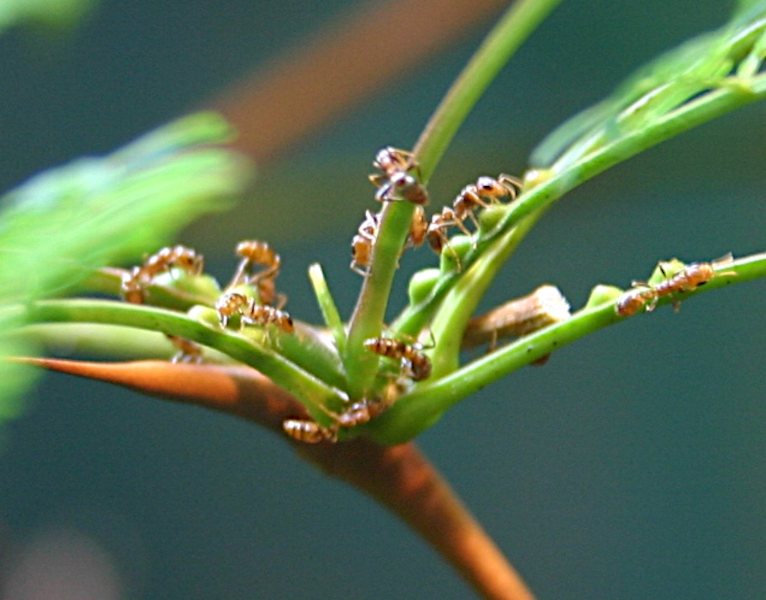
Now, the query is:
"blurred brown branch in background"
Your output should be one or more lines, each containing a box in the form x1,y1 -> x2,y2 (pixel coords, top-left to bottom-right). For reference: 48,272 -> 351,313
211,0 -> 507,163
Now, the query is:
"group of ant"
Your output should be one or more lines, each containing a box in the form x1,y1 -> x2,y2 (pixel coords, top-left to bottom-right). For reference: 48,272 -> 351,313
118,146 -> 734,444
280,147 -> 520,444
284,143 -> 509,442
119,148 -> 660,441
351,146 -> 523,276
280,334 -> 435,443
119,204 -> 437,443
357,146 -> 734,317
283,394 -> 394,444
120,240 -> 293,362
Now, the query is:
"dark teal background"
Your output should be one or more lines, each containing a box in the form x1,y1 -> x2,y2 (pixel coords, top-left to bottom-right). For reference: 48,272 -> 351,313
1,1 -> 765,598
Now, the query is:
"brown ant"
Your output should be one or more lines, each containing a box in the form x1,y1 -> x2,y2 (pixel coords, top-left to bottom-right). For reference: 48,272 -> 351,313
427,207 -> 471,252
375,171 -> 429,205
167,335 -> 204,364
350,208 -> 428,276
369,146 -> 429,205
475,174 -> 522,202
232,240 -> 281,282
615,288 -> 655,317
350,210 -> 379,276
406,205 -> 428,248
452,173 -> 522,230
333,396 -> 392,429
372,145 -> 415,175
215,291 -> 294,333
282,396 -> 392,444
364,336 -> 432,381
616,256 -> 736,317
253,276 -> 282,308
227,240 -> 283,306
121,244 -> 204,304
420,207 -> 468,270
282,419 -> 337,444
120,245 -> 205,361
246,304 -> 294,334
216,291 -> 249,327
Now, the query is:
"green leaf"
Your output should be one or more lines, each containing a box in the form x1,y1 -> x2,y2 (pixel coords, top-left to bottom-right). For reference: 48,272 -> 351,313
531,3 -> 766,167
0,112 -> 249,301
734,0 -> 766,18
0,112 -> 252,425
0,0 -> 97,33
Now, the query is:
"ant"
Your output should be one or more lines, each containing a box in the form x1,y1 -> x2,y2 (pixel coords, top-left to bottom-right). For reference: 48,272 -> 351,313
231,240 -> 280,282
364,336 -> 432,381
246,304 -> 295,334
282,396 -> 392,444
228,240 -> 283,306
167,335 -> 204,364
120,245 -> 205,361
452,174 -> 522,231
216,291 -> 249,327
372,145 -> 415,175
350,208 -> 428,276
417,207 -> 469,270
615,288 -> 654,318
215,291 -> 294,333
282,419 -> 337,444
369,146 -> 429,205
616,256 -> 736,317
350,210 -> 379,276
406,205 -> 428,249
376,171 -> 429,205
121,244 -> 204,304
426,207 -> 471,252
334,397 -> 390,428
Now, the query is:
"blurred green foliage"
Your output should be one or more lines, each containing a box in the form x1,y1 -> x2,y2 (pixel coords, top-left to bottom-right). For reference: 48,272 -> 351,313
0,0 -> 96,32
531,1 -> 766,167
0,112 -> 252,425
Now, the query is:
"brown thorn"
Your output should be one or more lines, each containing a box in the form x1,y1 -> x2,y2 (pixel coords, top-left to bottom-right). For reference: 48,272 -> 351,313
14,357 -> 302,430
21,355 -> 536,597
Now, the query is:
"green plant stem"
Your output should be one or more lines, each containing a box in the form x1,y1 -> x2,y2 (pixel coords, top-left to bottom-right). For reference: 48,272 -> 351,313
369,252 -> 766,445
343,0 -> 562,398
495,72 -> 766,240
394,70 -> 766,336
429,209 -> 545,378
22,299 -> 348,422
15,323 -> 223,362
344,201 -> 415,398
308,263 -> 346,355
412,0 -> 564,181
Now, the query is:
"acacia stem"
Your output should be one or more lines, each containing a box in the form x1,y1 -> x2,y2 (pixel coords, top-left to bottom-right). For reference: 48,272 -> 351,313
27,356 -> 535,599
298,440 -> 536,600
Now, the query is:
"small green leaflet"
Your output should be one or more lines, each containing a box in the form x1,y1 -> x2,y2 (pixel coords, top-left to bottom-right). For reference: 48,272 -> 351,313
0,111 -> 252,420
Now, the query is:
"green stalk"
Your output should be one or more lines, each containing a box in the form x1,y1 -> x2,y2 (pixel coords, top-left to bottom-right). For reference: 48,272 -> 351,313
343,0 -> 562,398
368,252 -> 766,445
22,299 -> 348,421
494,72 -> 766,240
412,0 -> 565,180
308,263 -> 347,355
393,70 -> 766,335
343,201 -> 415,398
429,209 -> 545,378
